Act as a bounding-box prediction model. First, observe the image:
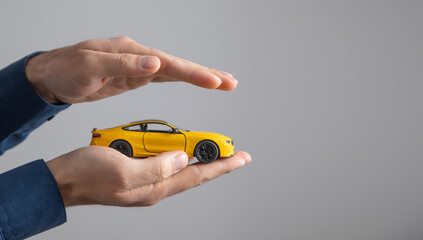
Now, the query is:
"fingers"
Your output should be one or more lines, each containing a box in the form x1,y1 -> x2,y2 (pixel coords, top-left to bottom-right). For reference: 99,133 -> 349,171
86,50 -> 161,78
130,151 -> 189,186
153,55 -> 239,91
158,151 -> 251,199
120,151 -> 250,207
159,57 -> 223,89
78,37 -> 239,91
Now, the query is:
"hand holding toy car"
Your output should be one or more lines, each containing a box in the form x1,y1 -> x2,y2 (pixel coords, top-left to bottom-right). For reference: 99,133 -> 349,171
25,37 -> 251,207
47,147 -> 250,207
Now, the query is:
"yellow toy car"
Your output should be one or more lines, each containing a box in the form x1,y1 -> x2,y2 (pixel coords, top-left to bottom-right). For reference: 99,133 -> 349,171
90,119 -> 234,163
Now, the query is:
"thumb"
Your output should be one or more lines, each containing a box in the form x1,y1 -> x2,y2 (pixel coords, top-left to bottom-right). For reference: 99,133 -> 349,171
135,151 -> 189,185
91,51 -> 161,77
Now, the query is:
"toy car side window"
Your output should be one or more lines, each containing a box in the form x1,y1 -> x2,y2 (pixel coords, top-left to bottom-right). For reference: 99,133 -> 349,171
123,124 -> 141,131
146,123 -> 172,133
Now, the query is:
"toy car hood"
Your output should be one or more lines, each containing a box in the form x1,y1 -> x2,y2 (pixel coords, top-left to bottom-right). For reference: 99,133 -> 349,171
182,130 -> 231,140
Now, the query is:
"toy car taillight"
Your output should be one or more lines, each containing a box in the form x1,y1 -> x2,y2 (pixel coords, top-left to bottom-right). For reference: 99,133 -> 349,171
92,133 -> 101,138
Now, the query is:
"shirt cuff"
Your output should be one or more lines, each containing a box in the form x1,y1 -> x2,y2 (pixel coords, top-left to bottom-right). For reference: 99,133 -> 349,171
0,160 -> 66,240
0,52 -> 71,155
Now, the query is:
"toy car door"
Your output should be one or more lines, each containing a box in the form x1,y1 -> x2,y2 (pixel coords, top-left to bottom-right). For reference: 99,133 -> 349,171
143,122 -> 185,153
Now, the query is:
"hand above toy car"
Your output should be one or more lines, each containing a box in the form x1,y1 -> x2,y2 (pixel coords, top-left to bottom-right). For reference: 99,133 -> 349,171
46,146 -> 251,207
25,36 -> 238,104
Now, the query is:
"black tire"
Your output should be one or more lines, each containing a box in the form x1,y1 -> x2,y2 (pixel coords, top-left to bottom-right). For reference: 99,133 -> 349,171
109,140 -> 133,157
194,140 -> 219,163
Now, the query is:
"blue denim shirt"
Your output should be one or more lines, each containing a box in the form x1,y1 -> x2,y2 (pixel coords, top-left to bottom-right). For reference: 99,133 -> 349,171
0,53 -> 69,239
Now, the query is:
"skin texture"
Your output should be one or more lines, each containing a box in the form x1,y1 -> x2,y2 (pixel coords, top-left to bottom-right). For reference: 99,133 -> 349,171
25,36 -> 238,104
25,37 -> 251,207
46,147 -> 251,207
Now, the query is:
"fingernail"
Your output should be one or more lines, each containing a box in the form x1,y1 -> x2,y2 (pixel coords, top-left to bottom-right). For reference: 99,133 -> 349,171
244,153 -> 252,164
174,152 -> 188,170
219,71 -> 238,83
140,56 -> 159,69
219,70 -> 233,77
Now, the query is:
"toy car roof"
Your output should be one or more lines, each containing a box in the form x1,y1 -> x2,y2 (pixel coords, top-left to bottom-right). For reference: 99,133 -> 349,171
131,119 -> 168,124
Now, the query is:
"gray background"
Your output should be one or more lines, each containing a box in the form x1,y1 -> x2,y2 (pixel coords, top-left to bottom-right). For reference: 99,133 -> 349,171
1,1 -> 423,239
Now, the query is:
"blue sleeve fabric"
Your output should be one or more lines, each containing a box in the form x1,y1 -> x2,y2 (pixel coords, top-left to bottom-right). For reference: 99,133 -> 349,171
0,53 -> 70,239
0,160 -> 66,240
0,52 -> 70,154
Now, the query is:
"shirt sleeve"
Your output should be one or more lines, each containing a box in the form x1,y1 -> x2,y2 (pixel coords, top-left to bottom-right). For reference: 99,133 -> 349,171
0,52 -> 70,155
0,160 -> 66,240
0,53 -> 70,239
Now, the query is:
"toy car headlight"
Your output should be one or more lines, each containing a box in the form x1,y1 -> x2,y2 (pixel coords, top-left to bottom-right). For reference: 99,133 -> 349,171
225,140 -> 231,144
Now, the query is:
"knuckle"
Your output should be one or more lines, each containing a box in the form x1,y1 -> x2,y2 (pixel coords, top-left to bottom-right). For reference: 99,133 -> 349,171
72,50 -> 96,74
114,36 -> 134,43
159,162 -> 167,180
148,157 -> 174,182
192,178 -> 203,188
162,54 -> 177,75
74,49 -> 91,63
191,166 -> 204,188
76,39 -> 96,49
117,53 -> 131,67
153,160 -> 169,181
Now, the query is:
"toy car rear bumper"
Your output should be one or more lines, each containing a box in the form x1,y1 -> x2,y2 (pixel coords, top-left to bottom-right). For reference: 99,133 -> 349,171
90,138 -> 109,147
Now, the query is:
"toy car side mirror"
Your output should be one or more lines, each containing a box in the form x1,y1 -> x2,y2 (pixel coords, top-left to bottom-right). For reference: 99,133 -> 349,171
173,128 -> 180,134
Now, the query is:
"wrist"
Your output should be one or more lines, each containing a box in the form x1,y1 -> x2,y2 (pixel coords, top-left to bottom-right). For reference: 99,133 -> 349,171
46,158 -> 78,207
25,53 -> 59,104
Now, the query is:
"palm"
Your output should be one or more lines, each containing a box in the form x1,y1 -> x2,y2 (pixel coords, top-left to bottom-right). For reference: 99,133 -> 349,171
58,76 -> 154,103
50,145 -> 251,207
